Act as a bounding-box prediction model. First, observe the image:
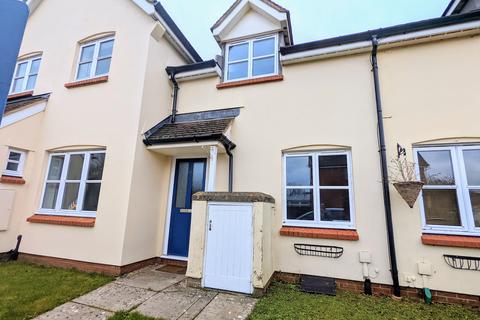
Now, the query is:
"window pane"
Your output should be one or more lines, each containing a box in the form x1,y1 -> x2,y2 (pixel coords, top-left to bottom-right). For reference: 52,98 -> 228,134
192,161 -> 205,196
319,155 -> 348,186
77,63 -> 92,80
67,154 -> 84,180
470,190 -> 480,227
16,62 -> 28,77
9,152 -> 21,161
99,40 -> 114,58
175,162 -> 189,208
286,156 -> 312,186
418,151 -> 455,185
47,155 -> 65,180
80,44 -> 95,62
61,183 -> 80,210
228,43 -> 248,62
286,189 -> 314,221
30,59 -> 41,74
95,58 -> 111,76
463,150 -> 480,186
12,78 -> 24,93
227,61 -> 248,80
83,183 -> 101,211
422,189 -> 461,226
252,56 -> 275,76
42,183 -> 59,209
25,75 -> 37,90
320,189 -> 350,222
87,153 -> 105,180
253,38 -> 275,57
6,162 -> 19,171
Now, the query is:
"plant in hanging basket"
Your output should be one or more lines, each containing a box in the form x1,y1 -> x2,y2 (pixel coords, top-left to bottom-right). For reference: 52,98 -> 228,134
389,154 -> 424,208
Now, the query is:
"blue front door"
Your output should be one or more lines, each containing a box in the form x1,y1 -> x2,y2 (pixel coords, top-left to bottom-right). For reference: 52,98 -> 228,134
167,159 -> 207,257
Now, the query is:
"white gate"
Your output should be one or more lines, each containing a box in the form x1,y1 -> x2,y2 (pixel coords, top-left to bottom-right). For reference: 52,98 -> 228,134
203,203 -> 253,294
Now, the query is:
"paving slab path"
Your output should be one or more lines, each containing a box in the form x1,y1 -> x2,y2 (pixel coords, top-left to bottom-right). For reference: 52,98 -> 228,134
35,264 -> 257,320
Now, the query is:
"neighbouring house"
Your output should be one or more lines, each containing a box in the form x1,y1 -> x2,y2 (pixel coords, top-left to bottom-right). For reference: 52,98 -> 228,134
1,0 -> 479,306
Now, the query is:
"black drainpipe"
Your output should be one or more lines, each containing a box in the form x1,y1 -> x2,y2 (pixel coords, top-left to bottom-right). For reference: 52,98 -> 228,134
170,74 -> 179,123
371,36 -> 401,297
226,148 -> 233,192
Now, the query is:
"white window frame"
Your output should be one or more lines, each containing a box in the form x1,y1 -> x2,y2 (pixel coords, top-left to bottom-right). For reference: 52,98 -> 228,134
37,150 -> 105,218
414,145 -> 480,236
9,56 -> 42,94
75,37 -> 115,81
282,150 -> 356,229
224,35 -> 279,82
3,148 -> 26,177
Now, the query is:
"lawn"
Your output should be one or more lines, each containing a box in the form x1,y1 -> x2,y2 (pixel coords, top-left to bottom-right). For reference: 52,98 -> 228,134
0,261 -> 113,320
250,283 -> 480,320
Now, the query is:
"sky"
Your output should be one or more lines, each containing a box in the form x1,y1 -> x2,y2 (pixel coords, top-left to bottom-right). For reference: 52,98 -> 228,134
161,0 -> 452,60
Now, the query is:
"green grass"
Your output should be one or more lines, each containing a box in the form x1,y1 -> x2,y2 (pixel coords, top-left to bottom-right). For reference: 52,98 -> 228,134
109,311 -> 157,320
0,261 -> 113,320
249,282 -> 480,320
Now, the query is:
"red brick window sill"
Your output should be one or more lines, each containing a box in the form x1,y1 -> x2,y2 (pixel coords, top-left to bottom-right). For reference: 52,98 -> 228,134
27,215 -> 95,228
217,75 -> 283,89
280,226 -> 359,241
64,76 -> 108,89
0,175 -> 26,185
421,234 -> 480,249
7,90 -> 34,100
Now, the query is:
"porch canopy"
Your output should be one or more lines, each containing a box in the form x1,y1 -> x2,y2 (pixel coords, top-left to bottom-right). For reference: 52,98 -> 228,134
143,107 -> 240,191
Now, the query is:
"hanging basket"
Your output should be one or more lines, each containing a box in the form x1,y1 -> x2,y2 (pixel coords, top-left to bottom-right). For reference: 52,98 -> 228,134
393,181 -> 424,208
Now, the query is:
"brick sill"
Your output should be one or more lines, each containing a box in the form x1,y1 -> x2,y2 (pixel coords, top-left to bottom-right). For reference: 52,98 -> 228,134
7,90 -> 34,100
27,215 -> 95,228
280,226 -> 359,241
217,75 -> 283,89
64,76 -> 108,89
0,175 -> 26,185
421,234 -> 480,249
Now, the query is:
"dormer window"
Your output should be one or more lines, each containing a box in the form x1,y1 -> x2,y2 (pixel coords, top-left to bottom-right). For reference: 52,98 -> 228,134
225,35 -> 278,82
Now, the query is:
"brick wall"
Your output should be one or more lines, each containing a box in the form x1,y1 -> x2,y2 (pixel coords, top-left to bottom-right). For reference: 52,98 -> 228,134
274,272 -> 480,309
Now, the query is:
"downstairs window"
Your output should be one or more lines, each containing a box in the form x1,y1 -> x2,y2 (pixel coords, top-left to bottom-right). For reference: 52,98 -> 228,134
39,151 -> 105,217
415,146 -> 480,235
283,150 -> 355,229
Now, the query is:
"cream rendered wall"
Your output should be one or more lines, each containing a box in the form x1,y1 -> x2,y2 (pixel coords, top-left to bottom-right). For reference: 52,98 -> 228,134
380,35 -> 480,295
0,114 -> 43,252
174,53 -> 394,286
0,0 -> 165,265
223,9 -> 282,42
120,26 -> 189,265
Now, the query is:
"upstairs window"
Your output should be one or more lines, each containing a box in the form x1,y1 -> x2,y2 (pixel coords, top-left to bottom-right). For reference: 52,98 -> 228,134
39,151 -> 106,217
225,36 -> 278,82
415,146 -> 480,235
4,148 -> 26,177
76,38 -> 115,81
10,57 -> 42,94
283,151 -> 355,229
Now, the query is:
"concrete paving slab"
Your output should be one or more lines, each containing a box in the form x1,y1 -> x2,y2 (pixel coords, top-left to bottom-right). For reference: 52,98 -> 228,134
34,302 -> 113,320
73,283 -> 156,312
135,285 -> 217,320
115,265 -> 185,292
195,293 -> 257,320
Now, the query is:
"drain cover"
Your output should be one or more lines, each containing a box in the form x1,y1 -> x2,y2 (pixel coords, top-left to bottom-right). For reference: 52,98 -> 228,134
300,275 -> 336,296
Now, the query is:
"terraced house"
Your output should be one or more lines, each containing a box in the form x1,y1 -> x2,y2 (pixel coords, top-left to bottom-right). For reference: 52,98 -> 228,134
1,0 -> 479,306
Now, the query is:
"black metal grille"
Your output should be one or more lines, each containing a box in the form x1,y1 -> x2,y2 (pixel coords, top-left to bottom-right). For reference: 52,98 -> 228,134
294,244 -> 344,258
444,255 -> 480,271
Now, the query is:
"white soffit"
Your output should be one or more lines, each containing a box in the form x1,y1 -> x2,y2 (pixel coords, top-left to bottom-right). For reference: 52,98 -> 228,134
212,0 -> 288,43
0,101 -> 47,129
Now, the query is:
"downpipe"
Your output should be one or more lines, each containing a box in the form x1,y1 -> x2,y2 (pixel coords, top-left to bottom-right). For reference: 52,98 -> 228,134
371,36 -> 401,297
170,74 -> 179,123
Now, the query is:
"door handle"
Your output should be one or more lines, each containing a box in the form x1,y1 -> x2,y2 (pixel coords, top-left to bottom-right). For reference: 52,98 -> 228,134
209,220 -> 212,231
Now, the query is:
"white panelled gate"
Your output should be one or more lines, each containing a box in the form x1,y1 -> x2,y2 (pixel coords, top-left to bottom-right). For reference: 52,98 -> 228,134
203,203 -> 254,294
